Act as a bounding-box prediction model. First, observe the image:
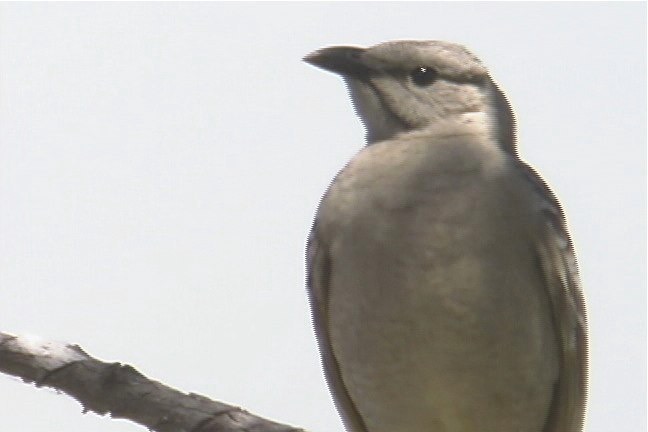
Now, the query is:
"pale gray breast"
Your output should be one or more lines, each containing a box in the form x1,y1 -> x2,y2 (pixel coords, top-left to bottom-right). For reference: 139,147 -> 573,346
318,133 -> 560,432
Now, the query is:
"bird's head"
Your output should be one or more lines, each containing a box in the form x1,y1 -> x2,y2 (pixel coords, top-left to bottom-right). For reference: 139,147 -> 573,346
305,40 -> 516,153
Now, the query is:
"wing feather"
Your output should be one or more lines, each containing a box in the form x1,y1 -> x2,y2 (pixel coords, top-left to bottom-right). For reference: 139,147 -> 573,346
522,162 -> 588,432
306,225 -> 368,432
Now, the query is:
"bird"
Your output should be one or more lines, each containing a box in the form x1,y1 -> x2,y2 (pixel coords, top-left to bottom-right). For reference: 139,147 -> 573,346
304,40 -> 588,432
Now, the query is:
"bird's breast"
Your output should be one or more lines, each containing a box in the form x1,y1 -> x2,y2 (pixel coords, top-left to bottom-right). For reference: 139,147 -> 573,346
317,135 -> 558,432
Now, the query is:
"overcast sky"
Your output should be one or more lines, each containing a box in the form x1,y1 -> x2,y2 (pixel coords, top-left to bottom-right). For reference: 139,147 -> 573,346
0,2 -> 645,432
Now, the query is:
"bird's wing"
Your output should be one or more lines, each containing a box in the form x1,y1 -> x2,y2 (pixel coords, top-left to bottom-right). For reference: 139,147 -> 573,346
522,163 -> 589,432
306,224 -> 369,432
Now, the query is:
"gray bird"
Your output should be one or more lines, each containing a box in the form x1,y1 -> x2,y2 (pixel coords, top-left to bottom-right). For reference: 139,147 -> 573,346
304,40 -> 588,432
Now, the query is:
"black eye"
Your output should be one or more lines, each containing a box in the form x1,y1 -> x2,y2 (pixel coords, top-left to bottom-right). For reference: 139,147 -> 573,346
410,66 -> 438,87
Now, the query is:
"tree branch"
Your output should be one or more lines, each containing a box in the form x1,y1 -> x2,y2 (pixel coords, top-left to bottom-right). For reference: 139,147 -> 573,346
0,332 -> 305,432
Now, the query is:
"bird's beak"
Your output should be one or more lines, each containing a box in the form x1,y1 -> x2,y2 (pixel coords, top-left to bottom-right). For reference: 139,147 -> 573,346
303,46 -> 372,80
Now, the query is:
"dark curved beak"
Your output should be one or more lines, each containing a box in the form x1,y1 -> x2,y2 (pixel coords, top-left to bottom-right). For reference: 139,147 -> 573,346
303,46 -> 372,80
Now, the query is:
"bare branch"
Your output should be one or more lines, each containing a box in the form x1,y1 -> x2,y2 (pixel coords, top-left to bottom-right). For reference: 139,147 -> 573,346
0,332 -> 305,432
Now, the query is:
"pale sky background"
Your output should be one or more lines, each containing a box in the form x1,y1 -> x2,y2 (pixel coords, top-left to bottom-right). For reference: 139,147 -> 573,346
0,2 -> 645,432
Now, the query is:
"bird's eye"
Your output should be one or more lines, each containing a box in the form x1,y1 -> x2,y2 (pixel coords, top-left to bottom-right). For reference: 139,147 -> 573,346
410,66 -> 438,87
